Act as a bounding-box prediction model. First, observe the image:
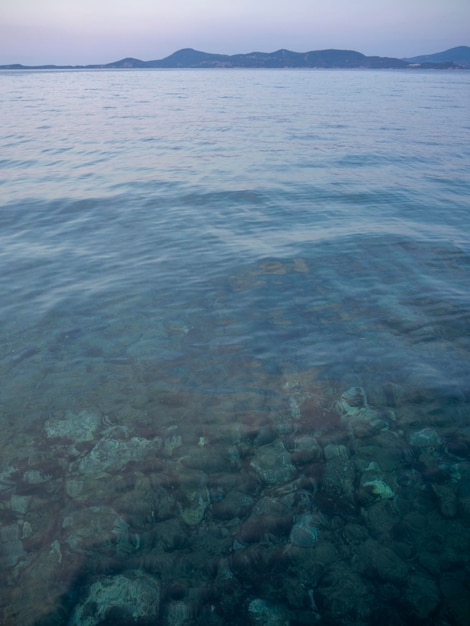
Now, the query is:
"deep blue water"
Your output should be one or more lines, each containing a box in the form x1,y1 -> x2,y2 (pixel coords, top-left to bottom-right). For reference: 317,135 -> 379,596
1,69 -> 470,625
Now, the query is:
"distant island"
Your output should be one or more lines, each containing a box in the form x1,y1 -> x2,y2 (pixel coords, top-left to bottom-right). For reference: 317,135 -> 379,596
1,45 -> 469,71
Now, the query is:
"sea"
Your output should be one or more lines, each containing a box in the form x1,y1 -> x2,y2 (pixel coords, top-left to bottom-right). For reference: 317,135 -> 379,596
0,68 -> 469,625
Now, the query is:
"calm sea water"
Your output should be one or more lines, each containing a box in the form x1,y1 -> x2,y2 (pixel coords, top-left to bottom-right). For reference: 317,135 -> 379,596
1,68 -> 469,625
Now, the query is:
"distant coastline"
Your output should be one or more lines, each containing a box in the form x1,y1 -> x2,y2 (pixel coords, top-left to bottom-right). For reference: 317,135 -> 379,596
1,45 -> 469,70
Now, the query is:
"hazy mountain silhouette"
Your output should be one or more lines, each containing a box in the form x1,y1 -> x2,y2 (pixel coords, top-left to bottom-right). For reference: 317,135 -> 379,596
403,46 -> 470,68
1,46 -> 468,70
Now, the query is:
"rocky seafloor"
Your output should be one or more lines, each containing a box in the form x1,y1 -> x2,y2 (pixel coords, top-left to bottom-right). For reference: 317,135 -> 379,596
1,368 -> 470,625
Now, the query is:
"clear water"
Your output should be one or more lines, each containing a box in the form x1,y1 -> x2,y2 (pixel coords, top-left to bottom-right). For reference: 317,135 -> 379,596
0,68 -> 469,625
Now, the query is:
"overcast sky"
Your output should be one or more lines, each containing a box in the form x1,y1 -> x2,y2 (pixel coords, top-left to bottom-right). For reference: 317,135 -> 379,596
1,0 -> 468,65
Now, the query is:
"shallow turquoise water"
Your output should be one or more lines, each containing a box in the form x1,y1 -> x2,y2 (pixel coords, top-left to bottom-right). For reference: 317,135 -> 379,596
0,68 -> 469,625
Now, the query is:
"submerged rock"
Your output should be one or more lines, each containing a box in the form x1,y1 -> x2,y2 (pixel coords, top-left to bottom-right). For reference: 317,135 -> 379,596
250,438 -> 296,485
163,599 -> 193,626
288,512 -> 324,547
179,442 -> 240,473
431,483 -> 458,518
404,573 -> 440,621
69,570 -> 161,626
230,543 -> 283,586
336,387 -> 368,414
316,564 -> 372,625
78,428 -> 161,476
62,505 -> 136,556
248,598 -> 290,626
440,571 -> 470,626
163,428 -> 183,457
358,462 -> 395,504
234,497 -> 293,547
409,427 -> 442,451
177,469 -> 210,526
353,538 -> 408,584
362,478 -> 394,500
45,409 -> 102,442
0,523 -> 25,568
211,490 -> 254,521
335,387 -> 390,437
290,434 -> 322,465
322,444 -> 355,509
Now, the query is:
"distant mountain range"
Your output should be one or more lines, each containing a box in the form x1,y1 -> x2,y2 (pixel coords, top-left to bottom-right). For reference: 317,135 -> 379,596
1,46 -> 469,70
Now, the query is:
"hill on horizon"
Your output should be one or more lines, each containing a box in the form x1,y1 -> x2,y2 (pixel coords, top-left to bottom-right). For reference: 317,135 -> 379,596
1,45 -> 468,70
104,45 -> 467,70
403,46 -> 470,68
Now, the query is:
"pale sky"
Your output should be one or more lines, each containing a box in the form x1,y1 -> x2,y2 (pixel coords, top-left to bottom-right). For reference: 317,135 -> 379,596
1,0 -> 468,65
